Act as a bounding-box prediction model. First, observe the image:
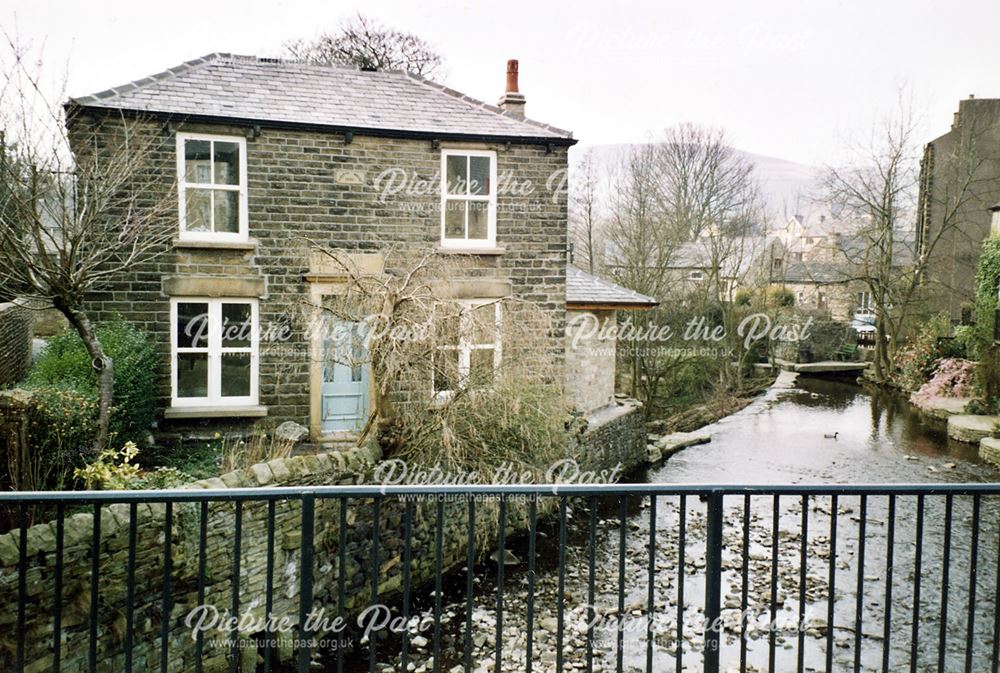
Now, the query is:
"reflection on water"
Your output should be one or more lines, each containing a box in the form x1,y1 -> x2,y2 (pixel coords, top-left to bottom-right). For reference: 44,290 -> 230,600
647,376 -> 996,485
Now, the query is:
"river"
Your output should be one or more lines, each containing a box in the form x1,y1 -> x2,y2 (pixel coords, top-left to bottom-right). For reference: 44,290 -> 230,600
337,376 -> 1000,673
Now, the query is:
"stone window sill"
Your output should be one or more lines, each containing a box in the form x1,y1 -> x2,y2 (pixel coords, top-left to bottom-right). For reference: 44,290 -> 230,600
173,238 -> 258,251
164,405 -> 268,419
435,246 -> 506,256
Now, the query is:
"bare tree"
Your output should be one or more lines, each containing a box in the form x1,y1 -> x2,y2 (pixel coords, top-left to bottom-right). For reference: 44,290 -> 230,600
823,94 -> 987,383
605,143 -> 683,300
605,125 -> 767,408
302,244 -> 568,483
570,148 -> 602,273
0,34 -> 175,449
285,14 -> 444,77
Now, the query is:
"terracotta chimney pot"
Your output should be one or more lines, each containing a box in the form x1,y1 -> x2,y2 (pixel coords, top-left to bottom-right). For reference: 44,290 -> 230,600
498,59 -> 526,118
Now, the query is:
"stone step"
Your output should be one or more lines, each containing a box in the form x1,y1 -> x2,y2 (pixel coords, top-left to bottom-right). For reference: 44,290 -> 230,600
917,396 -> 971,420
947,414 -> 999,444
980,437 -> 1000,468
647,431 -> 711,464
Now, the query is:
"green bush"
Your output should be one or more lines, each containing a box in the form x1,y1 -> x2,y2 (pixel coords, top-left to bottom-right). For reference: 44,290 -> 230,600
74,441 -> 142,490
953,325 -> 975,358
26,318 -> 158,447
769,287 -> 795,307
0,386 -> 98,490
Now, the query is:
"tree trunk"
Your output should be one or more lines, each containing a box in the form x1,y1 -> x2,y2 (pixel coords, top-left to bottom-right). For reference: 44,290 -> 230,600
58,304 -> 113,452
872,311 -> 891,385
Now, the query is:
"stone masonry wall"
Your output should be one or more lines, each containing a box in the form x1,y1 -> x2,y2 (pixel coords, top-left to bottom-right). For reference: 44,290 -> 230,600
564,309 -> 616,414
0,302 -> 32,388
576,402 -> 647,474
69,115 -> 569,435
0,444 -> 461,673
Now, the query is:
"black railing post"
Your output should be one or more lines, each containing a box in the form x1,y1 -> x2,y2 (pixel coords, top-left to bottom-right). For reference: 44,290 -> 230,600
704,492 -> 723,673
298,493 -> 316,673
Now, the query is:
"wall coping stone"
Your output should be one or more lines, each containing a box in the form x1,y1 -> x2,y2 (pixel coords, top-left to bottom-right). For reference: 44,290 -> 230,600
0,444 -> 382,564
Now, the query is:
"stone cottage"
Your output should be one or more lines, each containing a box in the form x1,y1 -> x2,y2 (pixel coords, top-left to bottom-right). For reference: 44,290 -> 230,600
66,53 -> 645,448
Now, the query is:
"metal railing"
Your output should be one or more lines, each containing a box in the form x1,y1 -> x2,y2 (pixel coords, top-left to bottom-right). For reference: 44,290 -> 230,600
1,483 -> 998,673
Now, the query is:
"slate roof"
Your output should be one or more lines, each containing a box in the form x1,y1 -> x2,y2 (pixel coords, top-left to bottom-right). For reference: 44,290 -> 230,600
69,53 -> 574,143
778,232 -> 918,284
780,261 -> 853,284
566,264 -> 658,308
662,240 -> 756,278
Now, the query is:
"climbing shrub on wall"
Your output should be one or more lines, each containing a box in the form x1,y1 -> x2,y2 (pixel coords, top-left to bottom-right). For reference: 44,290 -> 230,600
971,237 -> 1000,407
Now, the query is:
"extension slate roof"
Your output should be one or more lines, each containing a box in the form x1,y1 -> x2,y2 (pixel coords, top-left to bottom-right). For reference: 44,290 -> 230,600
566,264 -> 658,308
69,53 -> 574,143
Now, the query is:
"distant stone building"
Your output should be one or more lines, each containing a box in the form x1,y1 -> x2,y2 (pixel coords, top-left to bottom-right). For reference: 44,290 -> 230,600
775,210 -> 844,256
917,96 -> 1000,322
769,230 -> 914,333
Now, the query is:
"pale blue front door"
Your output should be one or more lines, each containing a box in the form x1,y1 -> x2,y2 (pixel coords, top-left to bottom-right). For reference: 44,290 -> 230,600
321,321 -> 370,433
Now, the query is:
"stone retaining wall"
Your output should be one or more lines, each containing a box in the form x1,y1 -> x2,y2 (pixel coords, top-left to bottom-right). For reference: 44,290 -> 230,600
0,405 -> 646,672
576,401 -> 646,473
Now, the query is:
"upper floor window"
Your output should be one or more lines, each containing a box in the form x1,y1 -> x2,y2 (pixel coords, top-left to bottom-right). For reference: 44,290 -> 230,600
177,133 -> 248,241
440,149 -> 497,248
688,270 -> 704,281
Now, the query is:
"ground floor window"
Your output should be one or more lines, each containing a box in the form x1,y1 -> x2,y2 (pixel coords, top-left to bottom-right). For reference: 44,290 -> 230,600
433,299 -> 502,397
170,298 -> 259,407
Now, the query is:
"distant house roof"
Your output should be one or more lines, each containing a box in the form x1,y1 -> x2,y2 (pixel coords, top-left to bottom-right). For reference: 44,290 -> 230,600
566,264 -> 658,309
68,53 -> 575,144
777,232 -> 917,285
780,261 -> 853,284
665,240 -> 757,278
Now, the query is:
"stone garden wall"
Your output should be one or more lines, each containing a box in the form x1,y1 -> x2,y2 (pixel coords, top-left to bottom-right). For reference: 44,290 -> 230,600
0,407 -> 645,673
0,444 -> 388,672
0,302 -> 32,388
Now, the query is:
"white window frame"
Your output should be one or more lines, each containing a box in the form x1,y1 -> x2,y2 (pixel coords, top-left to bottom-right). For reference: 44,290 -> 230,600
170,297 -> 259,408
176,132 -> 249,242
433,299 -> 502,397
439,149 -> 497,249
857,291 -> 875,315
688,270 -> 704,281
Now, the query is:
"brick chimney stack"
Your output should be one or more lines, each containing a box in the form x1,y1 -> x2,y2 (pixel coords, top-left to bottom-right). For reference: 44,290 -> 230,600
498,59 -> 526,118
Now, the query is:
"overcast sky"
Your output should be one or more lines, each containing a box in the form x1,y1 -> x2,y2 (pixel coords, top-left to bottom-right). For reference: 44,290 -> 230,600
5,0 -> 1000,166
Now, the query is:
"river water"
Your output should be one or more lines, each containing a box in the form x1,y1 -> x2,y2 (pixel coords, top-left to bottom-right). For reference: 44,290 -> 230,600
337,376 -> 1000,673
